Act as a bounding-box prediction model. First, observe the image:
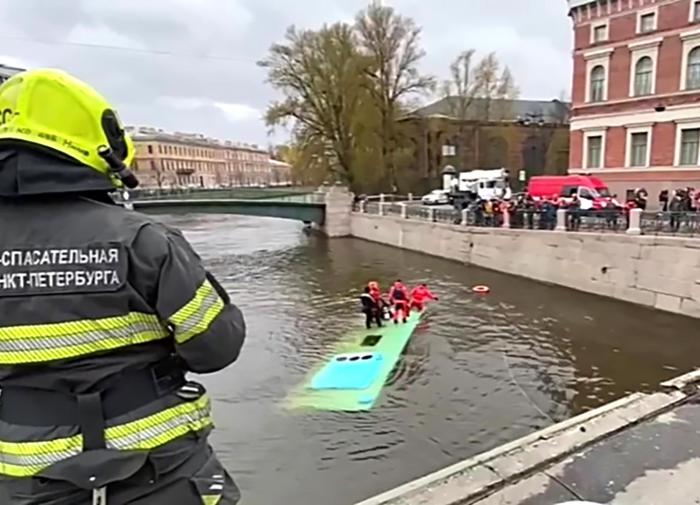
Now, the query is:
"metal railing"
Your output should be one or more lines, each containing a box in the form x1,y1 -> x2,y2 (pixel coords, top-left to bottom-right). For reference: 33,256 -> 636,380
406,205 -> 432,221
364,193 -> 415,203
640,211 -> 700,237
383,203 -> 404,217
127,186 -> 318,201
354,199 -> 700,238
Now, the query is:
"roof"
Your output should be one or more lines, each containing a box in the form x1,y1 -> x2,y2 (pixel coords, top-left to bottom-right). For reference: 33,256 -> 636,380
567,0 -> 595,9
409,96 -> 571,124
125,126 -> 266,153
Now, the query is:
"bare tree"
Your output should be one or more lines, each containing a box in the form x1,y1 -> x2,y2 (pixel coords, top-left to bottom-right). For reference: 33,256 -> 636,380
442,49 -> 477,120
443,51 -> 519,121
355,0 -> 435,188
552,89 -> 571,125
472,53 -> 519,121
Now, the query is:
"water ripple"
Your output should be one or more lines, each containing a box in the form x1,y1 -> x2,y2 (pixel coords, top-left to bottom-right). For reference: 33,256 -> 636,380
156,214 -> 700,505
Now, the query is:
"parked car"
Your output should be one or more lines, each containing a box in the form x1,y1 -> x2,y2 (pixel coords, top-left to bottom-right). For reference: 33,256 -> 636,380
421,189 -> 450,205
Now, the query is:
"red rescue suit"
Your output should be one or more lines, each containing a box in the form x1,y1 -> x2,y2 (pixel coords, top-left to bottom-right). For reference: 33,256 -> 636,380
368,282 -> 382,302
410,285 -> 437,311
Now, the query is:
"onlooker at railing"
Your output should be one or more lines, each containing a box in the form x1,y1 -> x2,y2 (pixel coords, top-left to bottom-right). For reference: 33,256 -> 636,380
669,190 -> 684,232
684,188 -> 696,211
492,199 -> 503,228
633,188 -> 648,210
484,199 -> 494,227
567,195 -> 582,231
540,198 -> 557,230
605,194 -> 623,231
659,189 -> 669,212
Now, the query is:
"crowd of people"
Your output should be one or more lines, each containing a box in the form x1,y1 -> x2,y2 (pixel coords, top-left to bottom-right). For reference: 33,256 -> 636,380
458,188 -> 664,232
360,280 -> 437,329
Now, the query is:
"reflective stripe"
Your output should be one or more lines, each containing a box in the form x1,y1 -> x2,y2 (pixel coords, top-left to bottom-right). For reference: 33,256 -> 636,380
0,395 -> 213,477
0,312 -> 169,364
202,496 -> 222,505
106,395 -> 212,450
170,280 -> 224,344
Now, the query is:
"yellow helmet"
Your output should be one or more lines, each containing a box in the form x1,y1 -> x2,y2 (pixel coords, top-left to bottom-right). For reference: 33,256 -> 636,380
0,68 -> 137,188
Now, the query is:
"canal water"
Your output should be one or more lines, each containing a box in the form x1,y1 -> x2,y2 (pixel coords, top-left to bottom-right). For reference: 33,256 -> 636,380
162,213 -> 699,505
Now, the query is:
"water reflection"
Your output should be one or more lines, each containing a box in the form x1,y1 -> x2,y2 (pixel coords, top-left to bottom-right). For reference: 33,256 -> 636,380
157,213 -> 699,505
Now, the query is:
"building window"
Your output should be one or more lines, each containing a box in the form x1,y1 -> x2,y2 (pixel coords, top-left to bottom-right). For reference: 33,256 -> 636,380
590,65 -> 606,102
680,129 -> 700,165
586,135 -> 603,169
158,145 -> 162,154
147,145 -> 153,154
634,57 -> 653,96
687,47 -> 700,90
638,12 -> 656,34
692,0 -> 700,22
592,22 -> 608,43
629,132 -> 649,167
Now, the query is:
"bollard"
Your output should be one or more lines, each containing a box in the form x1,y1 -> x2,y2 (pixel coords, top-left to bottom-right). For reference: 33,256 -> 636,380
429,207 -> 436,222
400,202 -> 407,219
502,207 -> 511,229
461,208 -> 469,226
407,193 -> 413,201
378,202 -> 385,216
379,193 -> 385,203
626,208 -> 642,235
555,208 -> 567,231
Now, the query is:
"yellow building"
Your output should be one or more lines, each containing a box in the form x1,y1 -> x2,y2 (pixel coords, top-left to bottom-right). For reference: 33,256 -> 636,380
126,126 -> 291,189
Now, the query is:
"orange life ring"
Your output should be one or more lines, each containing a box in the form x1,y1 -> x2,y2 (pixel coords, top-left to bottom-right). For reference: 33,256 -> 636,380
472,285 -> 490,294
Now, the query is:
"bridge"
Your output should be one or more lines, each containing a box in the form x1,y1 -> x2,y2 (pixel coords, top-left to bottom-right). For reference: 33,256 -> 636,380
128,186 -> 354,237
133,198 -> 326,225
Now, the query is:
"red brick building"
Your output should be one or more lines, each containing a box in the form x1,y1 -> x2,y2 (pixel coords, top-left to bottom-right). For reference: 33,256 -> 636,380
568,0 -> 700,201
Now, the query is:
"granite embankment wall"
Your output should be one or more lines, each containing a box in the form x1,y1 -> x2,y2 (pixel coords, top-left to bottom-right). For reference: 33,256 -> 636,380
350,212 -> 700,319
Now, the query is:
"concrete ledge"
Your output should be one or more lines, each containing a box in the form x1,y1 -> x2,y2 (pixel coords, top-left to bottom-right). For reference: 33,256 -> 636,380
349,212 -> 700,319
354,389 -> 690,505
661,368 -> 700,391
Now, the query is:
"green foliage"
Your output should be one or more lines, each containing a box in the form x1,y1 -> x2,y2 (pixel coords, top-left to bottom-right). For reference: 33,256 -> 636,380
259,2 -> 433,193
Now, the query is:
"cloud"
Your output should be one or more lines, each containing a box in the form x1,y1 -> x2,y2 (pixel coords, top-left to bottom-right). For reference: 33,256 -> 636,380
214,102 -> 261,122
0,0 -> 573,145
0,54 -> 34,69
159,96 -> 260,123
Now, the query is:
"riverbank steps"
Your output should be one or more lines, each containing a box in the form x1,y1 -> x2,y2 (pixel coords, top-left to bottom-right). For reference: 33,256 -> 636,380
350,212 -> 700,319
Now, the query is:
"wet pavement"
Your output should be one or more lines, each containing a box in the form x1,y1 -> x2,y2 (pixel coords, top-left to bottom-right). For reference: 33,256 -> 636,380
474,394 -> 700,505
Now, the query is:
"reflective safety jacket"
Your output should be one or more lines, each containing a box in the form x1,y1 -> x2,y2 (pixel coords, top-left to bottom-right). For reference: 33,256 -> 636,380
0,149 -> 246,484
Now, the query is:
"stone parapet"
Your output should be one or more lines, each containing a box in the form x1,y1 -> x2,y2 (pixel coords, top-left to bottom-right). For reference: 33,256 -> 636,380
350,212 -> 700,319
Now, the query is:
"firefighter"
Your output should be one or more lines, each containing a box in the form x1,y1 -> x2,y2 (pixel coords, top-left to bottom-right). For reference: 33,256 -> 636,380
0,69 -> 245,504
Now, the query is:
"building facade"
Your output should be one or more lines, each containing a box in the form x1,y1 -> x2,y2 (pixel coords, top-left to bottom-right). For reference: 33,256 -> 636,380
568,0 -> 700,199
400,97 -> 571,193
126,126 -> 292,189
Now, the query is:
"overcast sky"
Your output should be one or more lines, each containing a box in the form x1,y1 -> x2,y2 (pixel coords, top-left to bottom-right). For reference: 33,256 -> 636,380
0,0 -> 573,147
